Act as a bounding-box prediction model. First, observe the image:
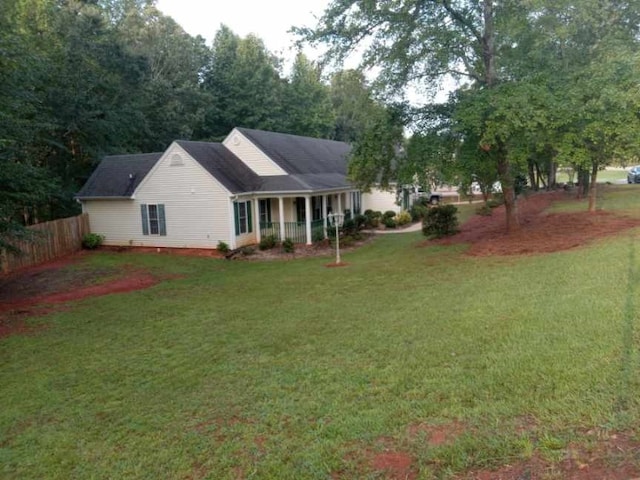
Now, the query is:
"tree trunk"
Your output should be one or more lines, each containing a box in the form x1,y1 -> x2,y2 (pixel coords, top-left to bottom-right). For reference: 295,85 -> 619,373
482,1 -> 518,233
548,160 -> 557,189
588,162 -> 598,213
497,149 -> 519,233
482,1 -> 496,88
536,162 -> 547,190
576,168 -> 589,199
528,159 -> 538,191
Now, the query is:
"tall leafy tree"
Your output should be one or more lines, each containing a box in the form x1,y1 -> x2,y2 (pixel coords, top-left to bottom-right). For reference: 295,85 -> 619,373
1,0 -> 214,242
282,53 -> 335,138
534,1 -> 640,212
0,0 -> 60,250
347,105 -> 406,190
299,1 -> 524,232
198,26 -> 285,140
112,1 -> 209,150
329,70 -> 381,143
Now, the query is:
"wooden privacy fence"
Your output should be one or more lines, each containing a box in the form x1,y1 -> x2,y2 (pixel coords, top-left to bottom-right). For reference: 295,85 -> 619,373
1,214 -> 90,275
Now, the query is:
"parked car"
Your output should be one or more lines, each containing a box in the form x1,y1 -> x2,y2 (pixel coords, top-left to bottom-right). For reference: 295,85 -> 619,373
414,187 -> 443,204
628,166 -> 640,184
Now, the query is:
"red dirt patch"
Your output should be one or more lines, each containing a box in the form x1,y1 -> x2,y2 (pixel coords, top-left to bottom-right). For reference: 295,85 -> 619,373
0,252 -> 166,339
430,190 -> 640,256
325,262 -> 350,268
333,447 -> 417,480
458,431 -> 640,480
407,420 -> 466,446
371,451 -> 417,480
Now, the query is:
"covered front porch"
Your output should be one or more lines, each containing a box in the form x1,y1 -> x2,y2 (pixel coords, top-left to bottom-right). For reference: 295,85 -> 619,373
254,191 -> 361,245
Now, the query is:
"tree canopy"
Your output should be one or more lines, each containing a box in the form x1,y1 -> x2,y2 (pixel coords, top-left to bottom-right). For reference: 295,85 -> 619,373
300,0 -> 640,227
0,0 -> 390,252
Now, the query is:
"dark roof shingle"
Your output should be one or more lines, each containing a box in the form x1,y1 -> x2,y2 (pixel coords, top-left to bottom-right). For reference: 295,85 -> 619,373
176,141 -> 261,193
77,130 -> 355,199
237,128 -> 351,175
75,152 -> 162,198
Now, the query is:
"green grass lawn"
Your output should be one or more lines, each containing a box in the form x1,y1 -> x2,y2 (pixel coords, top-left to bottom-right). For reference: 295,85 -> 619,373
556,167 -> 628,184
2,189 -> 640,479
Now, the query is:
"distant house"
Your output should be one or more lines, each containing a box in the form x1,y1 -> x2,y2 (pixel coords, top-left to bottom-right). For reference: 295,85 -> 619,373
76,128 -> 401,249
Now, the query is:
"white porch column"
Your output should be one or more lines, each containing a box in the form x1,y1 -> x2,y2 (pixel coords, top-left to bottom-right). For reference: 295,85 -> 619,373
337,192 -> 343,215
253,198 -> 261,244
322,194 -> 328,238
278,196 -> 285,242
305,195 -> 312,245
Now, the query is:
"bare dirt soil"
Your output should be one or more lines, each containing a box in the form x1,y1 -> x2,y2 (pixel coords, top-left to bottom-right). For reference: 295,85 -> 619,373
0,252 -> 163,338
430,190 -> 640,256
331,423 -> 640,480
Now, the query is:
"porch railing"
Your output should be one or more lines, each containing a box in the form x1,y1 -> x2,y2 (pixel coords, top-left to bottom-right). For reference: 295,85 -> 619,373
311,219 -> 324,242
260,219 -> 326,244
259,222 -> 282,241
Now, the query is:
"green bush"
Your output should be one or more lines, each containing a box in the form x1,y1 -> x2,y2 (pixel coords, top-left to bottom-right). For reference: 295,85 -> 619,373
396,210 -> 412,226
282,238 -> 295,253
259,234 -> 278,250
341,218 -> 357,236
82,233 -> 104,250
363,210 -> 382,228
240,246 -> 255,256
476,204 -> 493,216
422,204 -> 459,239
410,204 -> 429,221
383,210 -> 397,219
487,197 -> 503,208
312,229 -> 325,243
353,214 -> 366,231
383,216 -> 397,228
217,241 -> 230,253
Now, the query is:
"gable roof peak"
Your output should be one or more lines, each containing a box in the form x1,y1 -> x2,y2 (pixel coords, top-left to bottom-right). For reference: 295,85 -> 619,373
233,128 -> 351,175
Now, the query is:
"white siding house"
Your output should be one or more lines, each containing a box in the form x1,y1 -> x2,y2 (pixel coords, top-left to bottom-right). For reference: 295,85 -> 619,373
76,128 -> 364,249
362,188 -> 401,214
135,144 -> 233,248
222,128 -> 286,176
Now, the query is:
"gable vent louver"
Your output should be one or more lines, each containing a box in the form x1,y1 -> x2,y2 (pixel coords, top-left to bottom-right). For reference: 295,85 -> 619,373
170,153 -> 184,166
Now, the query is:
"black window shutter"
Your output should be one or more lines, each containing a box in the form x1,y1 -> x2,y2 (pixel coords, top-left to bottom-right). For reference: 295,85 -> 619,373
234,202 -> 240,236
158,204 -> 166,236
141,204 -> 149,235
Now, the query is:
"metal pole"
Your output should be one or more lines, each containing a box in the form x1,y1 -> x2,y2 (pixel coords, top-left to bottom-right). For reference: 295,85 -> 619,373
335,221 -> 340,264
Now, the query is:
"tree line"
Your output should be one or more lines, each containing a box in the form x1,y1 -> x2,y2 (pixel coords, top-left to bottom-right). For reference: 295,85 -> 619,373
0,0 -> 388,251
302,0 -> 640,230
5,0 -> 640,251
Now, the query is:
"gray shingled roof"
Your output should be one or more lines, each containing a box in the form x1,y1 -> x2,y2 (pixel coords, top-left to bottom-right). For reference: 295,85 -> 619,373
77,130 -> 354,199
256,173 -> 351,193
237,128 -> 351,175
76,152 -> 162,199
175,141 -> 261,193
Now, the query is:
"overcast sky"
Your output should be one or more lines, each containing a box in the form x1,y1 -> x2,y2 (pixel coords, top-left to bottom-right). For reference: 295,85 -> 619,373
156,0 -> 331,67
155,0 -> 449,104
